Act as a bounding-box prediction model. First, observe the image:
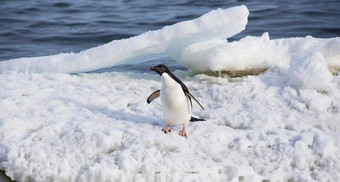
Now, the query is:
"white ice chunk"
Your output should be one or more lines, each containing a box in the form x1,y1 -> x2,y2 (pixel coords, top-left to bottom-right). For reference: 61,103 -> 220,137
299,89 -> 333,112
288,52 -> 334,91
0,5 -> 249,73
172,33 -> 340,73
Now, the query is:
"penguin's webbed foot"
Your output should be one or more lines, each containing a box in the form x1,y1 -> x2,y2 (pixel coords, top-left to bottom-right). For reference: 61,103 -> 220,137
162,127 -> 171,134
179,128 -> 187,138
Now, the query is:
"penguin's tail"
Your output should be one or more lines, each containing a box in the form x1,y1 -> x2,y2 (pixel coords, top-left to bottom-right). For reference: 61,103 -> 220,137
190,116 -> 205,122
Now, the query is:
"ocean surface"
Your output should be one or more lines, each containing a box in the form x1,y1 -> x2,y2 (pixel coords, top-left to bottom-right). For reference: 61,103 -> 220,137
1,0 -> 340,72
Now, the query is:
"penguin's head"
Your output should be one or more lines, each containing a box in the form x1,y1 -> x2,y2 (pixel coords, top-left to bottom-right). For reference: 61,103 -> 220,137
150,64 -> 170,75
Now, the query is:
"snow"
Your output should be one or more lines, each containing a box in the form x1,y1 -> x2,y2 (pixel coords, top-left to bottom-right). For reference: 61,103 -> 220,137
1,5 -> 340,182
1,70 -> 339,182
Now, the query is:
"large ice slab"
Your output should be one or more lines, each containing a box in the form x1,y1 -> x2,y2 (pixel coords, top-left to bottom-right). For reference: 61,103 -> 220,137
0,5 -> 249,73
171,33 -> 340,73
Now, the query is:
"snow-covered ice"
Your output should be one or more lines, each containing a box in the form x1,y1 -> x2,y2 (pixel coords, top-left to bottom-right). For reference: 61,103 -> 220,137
0,5 -> 340,182
1,69 -> 339,182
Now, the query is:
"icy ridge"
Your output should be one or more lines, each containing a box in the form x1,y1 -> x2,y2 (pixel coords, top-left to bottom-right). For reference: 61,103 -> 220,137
0,5 -> 249,73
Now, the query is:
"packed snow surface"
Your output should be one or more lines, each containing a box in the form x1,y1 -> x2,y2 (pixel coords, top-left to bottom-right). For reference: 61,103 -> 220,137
1,69 -> 340,182
1,5 -> 340,182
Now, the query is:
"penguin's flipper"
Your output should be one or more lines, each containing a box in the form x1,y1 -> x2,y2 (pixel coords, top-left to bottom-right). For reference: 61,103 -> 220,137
185,92 -> 205,110
147,90 -> 160,104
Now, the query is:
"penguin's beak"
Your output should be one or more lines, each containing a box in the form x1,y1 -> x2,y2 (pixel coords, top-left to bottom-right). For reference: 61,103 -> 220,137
150,66 -> 155,70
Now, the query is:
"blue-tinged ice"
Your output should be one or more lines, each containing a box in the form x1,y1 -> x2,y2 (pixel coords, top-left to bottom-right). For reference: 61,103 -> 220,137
0,5 -> 249,73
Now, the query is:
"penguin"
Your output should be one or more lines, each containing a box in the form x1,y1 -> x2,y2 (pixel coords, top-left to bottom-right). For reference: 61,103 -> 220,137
147,64 -> 205,137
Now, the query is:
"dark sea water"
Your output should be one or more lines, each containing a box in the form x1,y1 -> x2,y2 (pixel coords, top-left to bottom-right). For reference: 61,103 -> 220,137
1,0 -> 340,72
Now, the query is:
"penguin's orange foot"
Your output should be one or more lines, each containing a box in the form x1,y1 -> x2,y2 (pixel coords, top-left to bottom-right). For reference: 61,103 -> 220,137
179,129 -> 187,138
162,127 -> 171,133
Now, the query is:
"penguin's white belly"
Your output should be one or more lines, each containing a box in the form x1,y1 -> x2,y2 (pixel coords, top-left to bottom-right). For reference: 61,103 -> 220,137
160,79 -> 191,126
